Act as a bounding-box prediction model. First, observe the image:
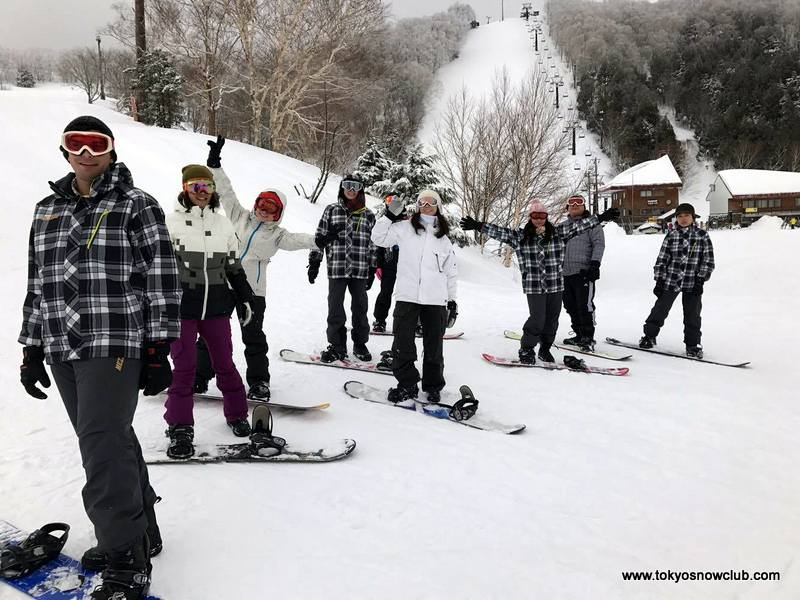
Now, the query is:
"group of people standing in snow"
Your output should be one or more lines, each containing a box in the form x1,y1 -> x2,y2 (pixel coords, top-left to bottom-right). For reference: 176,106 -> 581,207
16,116 -> 715,599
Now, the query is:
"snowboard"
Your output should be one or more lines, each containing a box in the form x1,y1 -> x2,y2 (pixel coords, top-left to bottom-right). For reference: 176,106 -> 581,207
0,521 -> 160,600
371,330 -> 464,340
343,381 -> 526,434
143,438 -> 356,465
503,330 -> 632,361
192,393 -> 329,411
279,348 -> 391,375
482,353 -> 630,376
605,337 -> 750,368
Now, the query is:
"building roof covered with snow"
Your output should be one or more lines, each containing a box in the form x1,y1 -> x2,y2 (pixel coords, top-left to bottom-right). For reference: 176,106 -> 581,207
715,169 -> 800,198
600,155 -> 682,191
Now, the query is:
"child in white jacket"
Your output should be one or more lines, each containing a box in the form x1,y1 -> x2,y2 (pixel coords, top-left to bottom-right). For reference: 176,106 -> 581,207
371,190 -> 457,404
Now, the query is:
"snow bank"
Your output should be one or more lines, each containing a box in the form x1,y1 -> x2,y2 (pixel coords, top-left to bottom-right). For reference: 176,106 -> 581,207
748,214 -> 784,231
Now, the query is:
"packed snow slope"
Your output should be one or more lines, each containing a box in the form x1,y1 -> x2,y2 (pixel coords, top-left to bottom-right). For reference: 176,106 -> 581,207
1,84 -> 799,599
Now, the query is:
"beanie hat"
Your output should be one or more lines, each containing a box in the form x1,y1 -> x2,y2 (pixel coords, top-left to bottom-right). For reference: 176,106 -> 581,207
61,115 -> 117,162
417,189 -> 442,206
528,199 -> 548,215
182,164 -> 214,184
675,202 -> 698,218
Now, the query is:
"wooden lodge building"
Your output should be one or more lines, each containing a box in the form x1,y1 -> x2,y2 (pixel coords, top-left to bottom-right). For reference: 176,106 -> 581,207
705,169 -> 800,226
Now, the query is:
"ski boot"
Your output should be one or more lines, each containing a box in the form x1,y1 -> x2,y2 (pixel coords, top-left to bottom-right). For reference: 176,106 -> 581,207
518,347 -> 536,365
537,345 -> 555,363
639,335 -> 656,349
376,349 -> 396,372
372,320 -> 387,333
247,381 -> 271,401
686,345 -> 704,359
563,355 -> 588,371
90,535 -> 151,600
449,386 -> 478,421
387,384 -> 419,408
249,405 -> 286,457
82,499 -> 162,572
0,523 -> 69,579
320,345 -> 347,363
353,343 -> 372,362
227,418 -> 252,437
165,425 -> 194,459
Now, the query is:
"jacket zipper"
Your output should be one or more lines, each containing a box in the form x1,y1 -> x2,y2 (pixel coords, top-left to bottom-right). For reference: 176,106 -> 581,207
200,209 -> 209,319
86,209 -> 111,251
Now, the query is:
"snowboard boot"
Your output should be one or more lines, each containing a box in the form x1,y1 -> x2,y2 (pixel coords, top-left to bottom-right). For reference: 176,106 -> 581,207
372,320 -> 387,333
639,335 -> 656,349
387,384 -> 419,407
426,390 -> 441,404
561,334 -> 580,346
247,381 -> 271,401
686,344 -> 704,359
90,535 -> 151,600
577,336 -> 595,352
353,344 -> 372,362
320,345 -> 347,363
192,377 -> 209,394
518,347 -> 536,365
166,425 -> 194,459
227,418 -> 252,437
376,350 -> 396,372
537,345 -> 555,363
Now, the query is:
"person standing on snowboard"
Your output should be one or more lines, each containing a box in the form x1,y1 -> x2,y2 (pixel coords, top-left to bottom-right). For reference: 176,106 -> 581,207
639,203 -> 715,358
193,137 -> 318,401
18,116 -> 181,599
461,200 -> 618,365
372,190 -> 458,404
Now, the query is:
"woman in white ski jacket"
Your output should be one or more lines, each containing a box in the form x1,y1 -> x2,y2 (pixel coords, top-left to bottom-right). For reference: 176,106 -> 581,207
195,137 -> 318,401
371,189 -> 457,404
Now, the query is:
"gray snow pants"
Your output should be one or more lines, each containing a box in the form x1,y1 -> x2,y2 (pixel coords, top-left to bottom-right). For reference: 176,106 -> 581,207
521,291 -> 563,350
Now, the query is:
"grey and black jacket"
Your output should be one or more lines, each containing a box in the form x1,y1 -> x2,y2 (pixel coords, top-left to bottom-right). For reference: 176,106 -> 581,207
654,224 -> 715,292
562,210 -> 605,277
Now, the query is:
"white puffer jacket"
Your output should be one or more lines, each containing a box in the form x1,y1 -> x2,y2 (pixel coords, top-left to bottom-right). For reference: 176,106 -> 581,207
213,167 -> 316,296
371,215 -> 457,306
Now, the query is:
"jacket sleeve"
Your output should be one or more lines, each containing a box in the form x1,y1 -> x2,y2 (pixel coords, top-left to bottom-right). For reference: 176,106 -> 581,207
480,223 -> 522,248
371,215 -> 405,248
213,167 -> 249,227
314,205 -> 332,249
653,235 -> 672,281
129,199 -> 182,342
697,233 -> 715,281
224,221 -> 254,303
556,215 -> 601,242
18,220 -> 43,346
590,221 -> 605,263
275,227 -> 317,251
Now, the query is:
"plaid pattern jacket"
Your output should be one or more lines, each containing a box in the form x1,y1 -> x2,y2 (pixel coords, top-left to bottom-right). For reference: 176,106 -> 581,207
654,225 -> 715,292
482,215 -> 601,294
315,200 -> 377,279
19,163 -> 182,364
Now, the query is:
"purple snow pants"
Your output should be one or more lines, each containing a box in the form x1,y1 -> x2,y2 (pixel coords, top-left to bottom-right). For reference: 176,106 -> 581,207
164,317 -> 248,426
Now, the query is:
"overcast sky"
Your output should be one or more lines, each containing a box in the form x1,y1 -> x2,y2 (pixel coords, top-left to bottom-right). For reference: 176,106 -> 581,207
0,0 -> 525,51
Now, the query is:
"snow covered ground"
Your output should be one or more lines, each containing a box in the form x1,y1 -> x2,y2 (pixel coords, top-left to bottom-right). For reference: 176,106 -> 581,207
1,86 -> 799,600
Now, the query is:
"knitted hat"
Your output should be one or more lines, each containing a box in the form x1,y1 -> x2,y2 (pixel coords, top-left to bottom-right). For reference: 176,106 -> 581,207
675,202 -> 698,219
61,115 -> 116,162
528,199 -> 548,215
417,189 -> 442,206
182,164 -> 214,184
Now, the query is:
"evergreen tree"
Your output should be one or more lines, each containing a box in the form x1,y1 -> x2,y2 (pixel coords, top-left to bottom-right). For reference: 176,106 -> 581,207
129,50 -> 184,128
15,67 -> 35,88
352,140 -> 395,187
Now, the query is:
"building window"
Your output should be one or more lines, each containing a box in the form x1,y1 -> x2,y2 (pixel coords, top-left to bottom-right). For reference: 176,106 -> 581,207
654,189 -> 665,197
641,190 -> 653,197
796,198 -> 800,207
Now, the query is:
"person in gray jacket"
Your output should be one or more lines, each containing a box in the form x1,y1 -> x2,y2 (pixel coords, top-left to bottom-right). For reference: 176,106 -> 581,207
561,194 -> 605,351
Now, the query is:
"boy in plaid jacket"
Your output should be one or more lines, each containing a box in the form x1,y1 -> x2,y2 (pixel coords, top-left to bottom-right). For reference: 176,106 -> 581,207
640,203 -> 715,358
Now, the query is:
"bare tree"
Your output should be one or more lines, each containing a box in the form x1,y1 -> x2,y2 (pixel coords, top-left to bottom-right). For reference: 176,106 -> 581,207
59,49 -> 102,104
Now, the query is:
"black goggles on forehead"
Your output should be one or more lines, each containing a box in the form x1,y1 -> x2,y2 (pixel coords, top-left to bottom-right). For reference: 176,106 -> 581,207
341,180 -> 363,192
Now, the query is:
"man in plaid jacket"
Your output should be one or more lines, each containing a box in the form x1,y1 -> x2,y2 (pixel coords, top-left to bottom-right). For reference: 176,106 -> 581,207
311,174 -> 377,362
18,116 -> 181,599
640,203 -> 715,358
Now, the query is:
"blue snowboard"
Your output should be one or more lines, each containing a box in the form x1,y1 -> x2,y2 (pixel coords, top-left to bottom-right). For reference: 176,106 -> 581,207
0,520 -> 160,599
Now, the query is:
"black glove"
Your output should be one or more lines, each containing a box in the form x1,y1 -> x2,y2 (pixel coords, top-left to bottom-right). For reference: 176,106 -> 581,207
446,300 -> 458,328
20,345 -> 50,400
139,341 -> 173,396
366,267 -> 376,291
206,135 -> 225,168
307,249 -> 323,284
460,216 -> 483,231
653,280 -> 665,298
581,260 -> 601,282
598,207 -> 620,222
315,223 -> 345,249
692,280 -> 704,296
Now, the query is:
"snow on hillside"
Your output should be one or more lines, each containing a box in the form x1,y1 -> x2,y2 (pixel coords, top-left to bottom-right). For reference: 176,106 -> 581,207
1,82 -> 799,600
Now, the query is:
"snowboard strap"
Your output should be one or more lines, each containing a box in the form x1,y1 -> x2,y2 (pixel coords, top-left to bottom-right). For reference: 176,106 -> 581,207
449,397 -> 478,421
249,407 -> 287,456
0,522 -> 69,579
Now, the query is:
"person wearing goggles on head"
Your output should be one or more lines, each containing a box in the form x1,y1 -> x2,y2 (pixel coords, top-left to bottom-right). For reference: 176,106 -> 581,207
640,203 -> 715,358
461,200 -> 618,365
560,194 -> 605,352
372,190 -> 458,405
312,174 -> 377,363
192,137 -> 318,401
19,116 -> 182,599
163,162 -> 256,460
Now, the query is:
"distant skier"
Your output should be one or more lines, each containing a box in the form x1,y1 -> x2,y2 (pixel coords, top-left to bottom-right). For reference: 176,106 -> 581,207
372,190 -> 457,404
560,194 -> 605,351
193,137 -> 318,401
639,203 -> 715,358
19,116 -> 181,599
461,200 -> 618,365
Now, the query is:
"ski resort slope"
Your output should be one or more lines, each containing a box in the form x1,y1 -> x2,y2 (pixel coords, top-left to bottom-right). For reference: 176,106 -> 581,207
1,86 -> 799,600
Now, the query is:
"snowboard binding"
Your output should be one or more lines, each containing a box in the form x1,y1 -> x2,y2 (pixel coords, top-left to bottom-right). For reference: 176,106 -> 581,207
249,405 -> 286,457
449,386 -> 479,421
0,522 -> 69,579
563,355 -> 588,371
376,349 -> 396,372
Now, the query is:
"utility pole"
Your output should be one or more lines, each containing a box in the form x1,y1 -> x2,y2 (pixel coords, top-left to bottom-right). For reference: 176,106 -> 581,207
593,157 -> 600,214
96,36 -> 105,100
572,126 -> 576,156
501,0 -> 504,21
134,0 -> 146,122
535,29 -> 538,52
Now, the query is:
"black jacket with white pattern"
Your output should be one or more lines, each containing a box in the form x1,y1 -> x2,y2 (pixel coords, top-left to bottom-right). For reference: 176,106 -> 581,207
315,199 -> 377,279
654,224 -> 715,292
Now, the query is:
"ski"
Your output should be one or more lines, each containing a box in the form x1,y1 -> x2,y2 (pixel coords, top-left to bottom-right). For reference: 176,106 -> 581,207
482,353 -> 630,376
144,438 -> 355,464
192,393 -> 329,411
604,338 -> 750,368
371,330 -> 464,340
279,348 -> 391,375
343,381 -> 526,434
503,330 -> 631,361
0,521 -> 161,600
